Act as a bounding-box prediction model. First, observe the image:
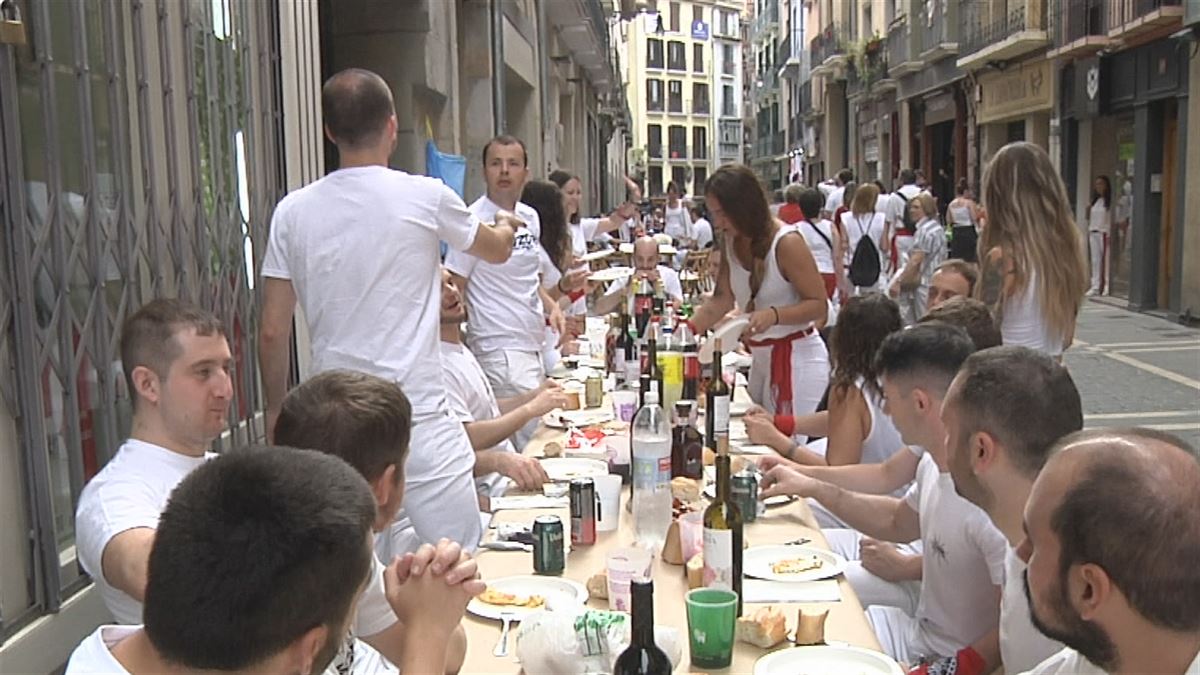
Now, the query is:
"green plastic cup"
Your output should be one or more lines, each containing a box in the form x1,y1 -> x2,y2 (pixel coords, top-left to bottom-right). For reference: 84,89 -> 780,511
685,587 -> 739,669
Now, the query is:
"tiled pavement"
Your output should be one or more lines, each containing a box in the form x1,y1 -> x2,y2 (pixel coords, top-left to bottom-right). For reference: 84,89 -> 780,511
1065,299 -> 1200,449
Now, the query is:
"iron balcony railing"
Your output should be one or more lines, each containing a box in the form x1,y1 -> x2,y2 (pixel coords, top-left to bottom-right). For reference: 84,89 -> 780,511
887,19 -> 918,73
810,21 -> 848,67
961,3 -> 1041,57
919,0 -> 959,53
1050,0 -> 1107,45
753,0 -> 780,38
778,32 -> 792,66
1108,0 -> 1183,28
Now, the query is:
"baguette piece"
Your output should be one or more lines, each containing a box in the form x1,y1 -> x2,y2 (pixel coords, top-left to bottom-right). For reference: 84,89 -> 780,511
670,476 -> 701,502
686,553 -> 704,589
735,606 -> 788,648
586,572 -> 608,600
662,520 -> 685,565
795,608 -> 830,646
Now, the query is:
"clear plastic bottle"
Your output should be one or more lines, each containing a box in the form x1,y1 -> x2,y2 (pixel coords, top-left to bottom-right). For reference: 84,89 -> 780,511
659,308 -> 683,412
631,389 -> 671,553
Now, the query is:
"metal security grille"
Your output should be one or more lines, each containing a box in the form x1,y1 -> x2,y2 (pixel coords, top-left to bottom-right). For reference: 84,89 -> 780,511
0,0 -> 283,635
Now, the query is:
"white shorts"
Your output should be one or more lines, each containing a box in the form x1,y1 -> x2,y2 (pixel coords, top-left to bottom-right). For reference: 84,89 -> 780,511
824,528 -> 922,617
746,332 -> 829,419
376,411 -> 483,560
867,605 -> 945,665
475,348 -> 546,450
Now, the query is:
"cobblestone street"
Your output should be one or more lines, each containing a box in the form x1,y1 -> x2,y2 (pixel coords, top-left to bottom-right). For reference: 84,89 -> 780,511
1067,300 -> 1200,449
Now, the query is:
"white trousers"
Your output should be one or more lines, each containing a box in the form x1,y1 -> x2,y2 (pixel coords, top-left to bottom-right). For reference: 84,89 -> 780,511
746,332 -> 830,419
1089,230 -> 1106,293
824,528 -> 922,617
867,605 -> 945,665
475,348 -> 546,451
376,411 -> 483,560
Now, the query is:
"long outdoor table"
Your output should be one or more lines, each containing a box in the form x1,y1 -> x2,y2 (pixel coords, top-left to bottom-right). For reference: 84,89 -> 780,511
460,419 -> 884,674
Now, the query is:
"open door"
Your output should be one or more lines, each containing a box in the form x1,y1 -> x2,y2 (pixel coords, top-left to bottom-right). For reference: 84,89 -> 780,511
1158,105 -> 1177,310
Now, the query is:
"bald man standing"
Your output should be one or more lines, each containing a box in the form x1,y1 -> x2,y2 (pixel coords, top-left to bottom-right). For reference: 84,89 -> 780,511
1019,429 -> 1200,675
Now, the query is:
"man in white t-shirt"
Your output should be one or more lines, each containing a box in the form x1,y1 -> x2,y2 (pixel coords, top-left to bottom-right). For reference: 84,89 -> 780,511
691,205 -> 713,249
439,269 -> 567,504
822,168 -> 854,217
75,300 -> 232,627
445,135 -> 568,450
259,69 -> 515,559
1017,429 -> 1200,675
74,299 -> 426,673
275,369 -> 490,673
762,324 -> 1008,664
593,236 -> 684,315
67,447 -> 484,675
929,347 -> 1081,674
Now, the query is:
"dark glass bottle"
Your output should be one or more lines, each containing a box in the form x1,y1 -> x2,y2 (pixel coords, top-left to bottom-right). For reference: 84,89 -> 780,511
671,401 -> 704,479
613,579 -> 671,675
703,450 -> 744,616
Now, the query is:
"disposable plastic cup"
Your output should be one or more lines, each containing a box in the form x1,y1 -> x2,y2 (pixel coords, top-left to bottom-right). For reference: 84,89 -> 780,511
594,474 -> 623,532
606,547 -> 652,612
611,390 -> 638,422
677,511 -> 704,561
685,588 -> 738,668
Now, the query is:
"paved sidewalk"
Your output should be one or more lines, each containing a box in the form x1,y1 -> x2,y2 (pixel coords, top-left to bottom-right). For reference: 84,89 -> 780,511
1066,298 -> 1200,449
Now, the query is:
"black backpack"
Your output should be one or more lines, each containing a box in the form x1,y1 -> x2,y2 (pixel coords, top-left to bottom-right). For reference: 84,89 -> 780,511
848,216 -> 881,287
895,190 -> 917,233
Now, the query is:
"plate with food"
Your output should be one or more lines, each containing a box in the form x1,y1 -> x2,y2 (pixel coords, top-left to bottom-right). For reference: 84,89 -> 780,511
588,266 -> 635,283
542,408 -> 615,429
539,457 -> 609,482
467,575 -> 589,621
752,645 -> 903,675
743,545 -> 847,583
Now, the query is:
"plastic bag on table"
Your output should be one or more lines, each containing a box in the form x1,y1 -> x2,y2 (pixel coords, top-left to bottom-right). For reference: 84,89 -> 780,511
516,607 -> 683,674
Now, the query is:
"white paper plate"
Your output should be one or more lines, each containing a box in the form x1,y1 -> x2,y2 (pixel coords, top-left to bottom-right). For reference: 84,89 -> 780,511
467,575 -> 589,622
699,316 -> 750,364
588,266 -> 635,282
577,249 -> 614,263
753,645 -> 903,675
542,409 -> 615,429
617,242 -> 677,255
539,457 -> 609,482
743,544 -> 848,583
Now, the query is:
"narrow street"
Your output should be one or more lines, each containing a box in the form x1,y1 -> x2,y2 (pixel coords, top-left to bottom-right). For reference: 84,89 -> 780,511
1068,301 -> 1200,448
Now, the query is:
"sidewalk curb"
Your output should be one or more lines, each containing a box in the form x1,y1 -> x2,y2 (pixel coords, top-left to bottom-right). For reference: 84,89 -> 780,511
1086,296 -> 1199,329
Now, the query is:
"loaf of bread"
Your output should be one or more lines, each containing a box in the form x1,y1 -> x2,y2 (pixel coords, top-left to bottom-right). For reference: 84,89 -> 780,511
735,606 -> 788,648
670,476 -> 700,502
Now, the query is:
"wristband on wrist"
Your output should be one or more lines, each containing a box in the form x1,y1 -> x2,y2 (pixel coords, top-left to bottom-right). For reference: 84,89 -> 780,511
557,277 -> 568,293
771,306 -> 780,324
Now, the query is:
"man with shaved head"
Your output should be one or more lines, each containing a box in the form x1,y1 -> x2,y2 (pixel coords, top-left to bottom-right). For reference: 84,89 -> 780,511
1018,428 -> 1200,674
592,235 -> 683,315
260,67 -> 518,560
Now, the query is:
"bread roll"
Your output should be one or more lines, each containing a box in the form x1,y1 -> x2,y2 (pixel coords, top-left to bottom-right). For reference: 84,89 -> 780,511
686,553 -> 704,589
586,572 -> 608,600
735,606 -> 788,648
541,441 -> 563,458
795,608 -> 829,645
670,476 -> 700,502
662,520 -> 685,565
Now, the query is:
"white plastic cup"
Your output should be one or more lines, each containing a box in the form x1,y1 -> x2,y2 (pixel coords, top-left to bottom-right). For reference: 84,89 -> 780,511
606,547 -> 653,612
678,511 -> 705,561
594,474 -> 623,532
611,390 -> 638,422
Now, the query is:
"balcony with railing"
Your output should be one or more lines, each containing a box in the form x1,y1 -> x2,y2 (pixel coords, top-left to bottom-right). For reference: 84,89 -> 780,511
809,22 -> 849,77
667,143 -> 688,160
1048,0 -> 1111,57
958,1 -> 1050,71
918,0 -> 959,60
752,0 -> 780,40
1106,0 -> 1184,40
753,63 -> 780,105
847,42 -> 891,99
887,17 -> 922,77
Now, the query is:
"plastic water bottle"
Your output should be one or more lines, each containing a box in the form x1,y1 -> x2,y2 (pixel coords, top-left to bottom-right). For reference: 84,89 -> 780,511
631,389 -> 672,553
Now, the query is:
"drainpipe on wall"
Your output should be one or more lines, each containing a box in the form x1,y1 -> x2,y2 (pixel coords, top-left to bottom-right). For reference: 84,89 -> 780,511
536,0 -> 552,173
491,0 -> 506,135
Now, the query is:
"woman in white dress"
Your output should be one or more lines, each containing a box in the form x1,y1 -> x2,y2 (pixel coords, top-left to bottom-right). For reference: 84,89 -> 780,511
977,142 -> 1088,358
690,164 -> 830,419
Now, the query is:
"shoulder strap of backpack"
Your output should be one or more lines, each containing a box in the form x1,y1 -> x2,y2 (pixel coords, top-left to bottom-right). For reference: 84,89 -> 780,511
805,218 -> 833,250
